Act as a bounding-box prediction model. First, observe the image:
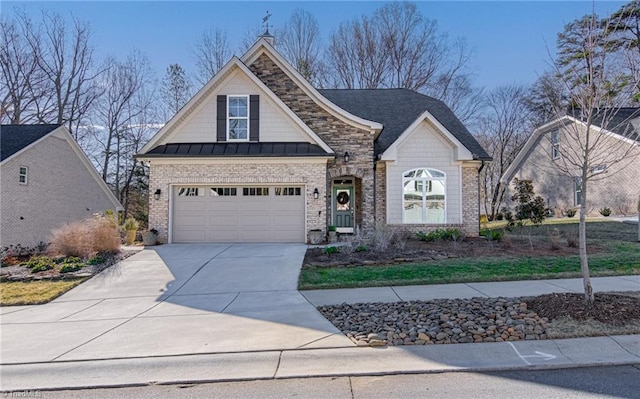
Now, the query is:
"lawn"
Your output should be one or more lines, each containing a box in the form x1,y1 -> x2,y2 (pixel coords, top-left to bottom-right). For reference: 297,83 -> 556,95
0,279 -> 85,305
298,220 -> 640,290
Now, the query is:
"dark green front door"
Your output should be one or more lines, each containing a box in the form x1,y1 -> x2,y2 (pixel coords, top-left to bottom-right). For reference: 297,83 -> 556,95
333,186 -> 354,229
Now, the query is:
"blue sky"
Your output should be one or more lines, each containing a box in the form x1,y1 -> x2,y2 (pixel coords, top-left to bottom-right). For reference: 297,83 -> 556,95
2,1 -> 626,91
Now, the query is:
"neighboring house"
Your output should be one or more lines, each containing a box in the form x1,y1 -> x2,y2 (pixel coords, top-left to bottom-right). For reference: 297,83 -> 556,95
501,109 -> 640,216
1,124 -> 123,248
137,38 -> 491,244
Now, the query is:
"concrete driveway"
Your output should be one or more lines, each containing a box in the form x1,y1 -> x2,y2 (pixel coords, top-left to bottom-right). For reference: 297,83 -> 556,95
0,244 -> 353,364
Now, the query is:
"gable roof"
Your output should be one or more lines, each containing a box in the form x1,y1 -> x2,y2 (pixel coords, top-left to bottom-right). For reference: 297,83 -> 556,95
1,124 -> 60,162
318,88 -> 491,160
568,107 -> 640,142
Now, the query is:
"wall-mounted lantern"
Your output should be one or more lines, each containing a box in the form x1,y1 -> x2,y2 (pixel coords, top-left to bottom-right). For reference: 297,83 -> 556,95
344,151 -> 350,163
154,189 -> 162,200
313,188 -> 319,199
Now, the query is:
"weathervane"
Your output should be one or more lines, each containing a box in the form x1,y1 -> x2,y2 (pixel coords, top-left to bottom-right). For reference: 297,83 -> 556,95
262,10 -> 272,34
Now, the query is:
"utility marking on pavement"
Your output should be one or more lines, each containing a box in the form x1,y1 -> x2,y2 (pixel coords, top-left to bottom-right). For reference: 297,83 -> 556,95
508,342 -> 556,365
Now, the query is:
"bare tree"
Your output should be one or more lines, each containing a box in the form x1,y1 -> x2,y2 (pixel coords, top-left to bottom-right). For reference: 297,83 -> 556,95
527,71 -> 568,126
325,17 -> 389,89
26,11 -> 101,138
0,14 -> 43,123
276,9 -> 322,82
192,28 -> 230,86
478,85 -> 533,220
323,2 -> 481,123
160,63 -> 192,118
549,13 -> 639,302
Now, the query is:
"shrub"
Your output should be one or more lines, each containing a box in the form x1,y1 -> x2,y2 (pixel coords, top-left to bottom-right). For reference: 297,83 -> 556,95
328,225 -> 337,232
548,228 -> 562,250
480,214 -> 489,224
416,228 -> 464,242
355,245 -> 368,252
49,216 -> 121,259
59,257 -> 85,273
599,207 -> 611,217
123,217 -> 139,231
480,228 -> 504,242
23,255 -> 54,273
87,255 -> 106,265
369,225 -> 397,252
566,230 -> 579,247
324,246 -> 340,254
510,178 -> 546,226
566,208 -> 577,218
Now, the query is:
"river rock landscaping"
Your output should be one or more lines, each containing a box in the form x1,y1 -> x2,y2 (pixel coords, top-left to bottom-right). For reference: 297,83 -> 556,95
317,292 -> 640,347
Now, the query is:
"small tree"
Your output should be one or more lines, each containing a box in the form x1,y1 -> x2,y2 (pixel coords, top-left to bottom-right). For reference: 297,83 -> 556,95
510,178 -> 547,226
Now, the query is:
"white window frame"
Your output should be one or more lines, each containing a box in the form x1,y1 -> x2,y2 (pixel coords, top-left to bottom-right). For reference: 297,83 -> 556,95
590,164 -> 607,175
227,95 -> 249,141
575,177 -> 583,206
19,166 -> 28,185
551,130 -> 560,160
402,168 -> 446,224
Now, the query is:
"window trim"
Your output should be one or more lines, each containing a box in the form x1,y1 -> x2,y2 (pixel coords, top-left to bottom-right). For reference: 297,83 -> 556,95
575,177 -> 583,207
551,130 -> 560,160
227,95 -> 250,141
18,166 -> 28,185
402,168 -> 447,224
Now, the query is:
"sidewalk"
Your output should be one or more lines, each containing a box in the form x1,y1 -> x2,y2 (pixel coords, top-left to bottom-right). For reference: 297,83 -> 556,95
301,275 -> 640,306
1,273 -> 639,391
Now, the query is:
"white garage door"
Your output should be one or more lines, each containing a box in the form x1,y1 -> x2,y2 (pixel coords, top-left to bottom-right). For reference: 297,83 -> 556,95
172,185 -> 305,243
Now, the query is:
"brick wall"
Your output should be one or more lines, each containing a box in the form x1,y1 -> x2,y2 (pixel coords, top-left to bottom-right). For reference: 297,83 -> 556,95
1,135 -> 118,248
148,161 -> 327,243
461,166 -> 480,236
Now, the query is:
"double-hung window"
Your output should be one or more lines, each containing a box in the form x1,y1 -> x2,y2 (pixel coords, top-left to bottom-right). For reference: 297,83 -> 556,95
575,177 -> 583,206
227,95 -> 249,141
19,166 -> 28,185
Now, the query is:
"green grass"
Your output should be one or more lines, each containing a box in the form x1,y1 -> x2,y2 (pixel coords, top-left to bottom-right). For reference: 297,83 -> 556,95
299,221 -> 640,290
0,279 -> 85,305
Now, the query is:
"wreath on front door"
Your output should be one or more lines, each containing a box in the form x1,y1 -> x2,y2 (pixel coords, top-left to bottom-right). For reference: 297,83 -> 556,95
337,191 -> 350,205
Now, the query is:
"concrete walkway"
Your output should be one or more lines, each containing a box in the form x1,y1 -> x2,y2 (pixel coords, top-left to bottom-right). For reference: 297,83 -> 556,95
0,244 -> 638,391
302,275 -> 640,306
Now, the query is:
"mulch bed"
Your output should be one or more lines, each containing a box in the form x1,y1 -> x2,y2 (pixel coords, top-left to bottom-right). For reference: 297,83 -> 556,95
304,237 -> 602,268
527,292 -> 640,326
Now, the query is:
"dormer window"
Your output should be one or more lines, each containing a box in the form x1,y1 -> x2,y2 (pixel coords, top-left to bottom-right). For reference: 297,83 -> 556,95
227,95 -> 249,141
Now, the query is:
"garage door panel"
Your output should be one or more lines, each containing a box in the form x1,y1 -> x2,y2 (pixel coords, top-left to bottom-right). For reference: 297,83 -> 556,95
173,186 -> 305,243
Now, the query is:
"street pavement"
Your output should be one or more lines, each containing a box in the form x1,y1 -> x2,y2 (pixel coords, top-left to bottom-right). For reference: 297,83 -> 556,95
0,244 -> 639,391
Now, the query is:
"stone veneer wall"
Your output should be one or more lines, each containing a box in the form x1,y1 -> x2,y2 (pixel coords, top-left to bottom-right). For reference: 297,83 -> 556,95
248,54 -> 376,231
148,162 -> 327,243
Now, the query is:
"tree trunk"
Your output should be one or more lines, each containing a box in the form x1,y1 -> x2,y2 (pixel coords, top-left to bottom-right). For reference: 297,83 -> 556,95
579,174 -> 594,303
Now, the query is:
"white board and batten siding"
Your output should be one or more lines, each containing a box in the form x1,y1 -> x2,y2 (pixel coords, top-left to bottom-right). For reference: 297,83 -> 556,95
174,70 -> 311,144
386,120 -> 462,224
172,185 -> 305,243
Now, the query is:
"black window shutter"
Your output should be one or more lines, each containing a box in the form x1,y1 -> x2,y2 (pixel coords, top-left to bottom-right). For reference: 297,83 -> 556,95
250,95 -> 259,141
217,95 -> 227,142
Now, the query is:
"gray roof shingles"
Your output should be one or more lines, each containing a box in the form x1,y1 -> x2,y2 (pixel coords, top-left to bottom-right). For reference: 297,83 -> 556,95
1,124 -> 60,162
568,108 -> 640,141
319,88 -> 492,160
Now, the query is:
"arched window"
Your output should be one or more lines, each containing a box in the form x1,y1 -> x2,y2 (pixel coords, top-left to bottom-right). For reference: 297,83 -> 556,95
403,168 -> 446,223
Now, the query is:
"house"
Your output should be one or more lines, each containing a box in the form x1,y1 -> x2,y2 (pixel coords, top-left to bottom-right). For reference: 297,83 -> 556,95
0,124 -> 123,248
501,109 -> 640,216
136,38 -> 491,244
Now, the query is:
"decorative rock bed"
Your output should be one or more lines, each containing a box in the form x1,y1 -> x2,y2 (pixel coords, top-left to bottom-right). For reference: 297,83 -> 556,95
317,297 -> 548,346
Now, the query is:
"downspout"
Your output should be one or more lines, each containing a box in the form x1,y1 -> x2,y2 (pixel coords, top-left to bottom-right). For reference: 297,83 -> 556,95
477,160 -> 486,234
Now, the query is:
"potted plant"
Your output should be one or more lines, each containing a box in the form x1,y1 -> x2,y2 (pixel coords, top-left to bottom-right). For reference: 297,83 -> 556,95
123,217 -> 139,245
142,229 -> 158,246
327,225 -> 338,243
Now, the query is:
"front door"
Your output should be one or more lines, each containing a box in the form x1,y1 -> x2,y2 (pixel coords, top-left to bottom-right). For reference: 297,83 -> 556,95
333,184 -> 354,232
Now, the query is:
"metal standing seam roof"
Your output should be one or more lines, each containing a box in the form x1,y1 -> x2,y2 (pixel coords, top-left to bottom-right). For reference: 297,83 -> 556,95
318,88 -> 492,160
1,124 -> 61,162
142,142 -> 332,157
